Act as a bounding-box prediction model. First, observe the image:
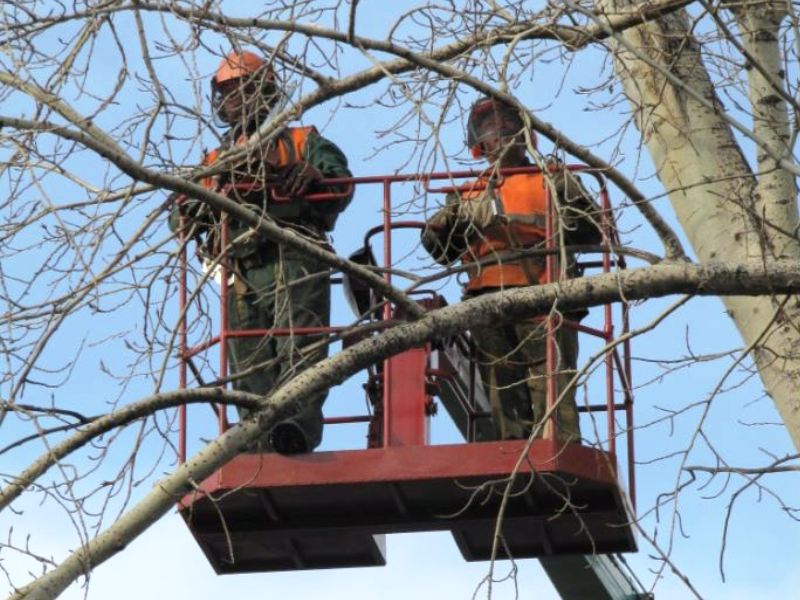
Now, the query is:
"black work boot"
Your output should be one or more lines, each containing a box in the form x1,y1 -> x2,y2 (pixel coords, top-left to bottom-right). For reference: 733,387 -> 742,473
268,422 -> 309,455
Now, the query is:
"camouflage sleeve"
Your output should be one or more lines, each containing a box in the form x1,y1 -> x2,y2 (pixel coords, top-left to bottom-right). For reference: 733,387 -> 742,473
304,130 -> 352,179
168,147 -> 224,235
167,192 -> 213,235
302,130 -> 354,229
551,168 -> 603,246
167,193 -> 181,233
420,192 -> 470,266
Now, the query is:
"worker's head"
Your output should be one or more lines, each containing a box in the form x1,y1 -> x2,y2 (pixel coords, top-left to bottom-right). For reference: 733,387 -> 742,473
211,50 -> 278,128
466,97 -> 534,166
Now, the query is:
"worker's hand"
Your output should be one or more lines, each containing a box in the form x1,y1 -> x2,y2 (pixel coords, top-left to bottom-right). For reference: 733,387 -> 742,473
421,205 -> 469,265
180,198 -> 213,221
277,161 -> 323,197
454,195 -> 497,230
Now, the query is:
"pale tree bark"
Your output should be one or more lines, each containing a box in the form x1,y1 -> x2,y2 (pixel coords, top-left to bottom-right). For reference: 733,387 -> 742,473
596,0 -> 800,450
726,0 -> 799,258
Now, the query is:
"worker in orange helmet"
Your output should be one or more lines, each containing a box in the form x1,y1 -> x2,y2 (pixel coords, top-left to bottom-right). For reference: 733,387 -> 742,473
171,50 -> 353,454
422,97 -> 602,443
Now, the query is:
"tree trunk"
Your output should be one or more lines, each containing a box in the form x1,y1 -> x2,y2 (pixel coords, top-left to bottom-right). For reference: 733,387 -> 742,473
598,0 -> 800,450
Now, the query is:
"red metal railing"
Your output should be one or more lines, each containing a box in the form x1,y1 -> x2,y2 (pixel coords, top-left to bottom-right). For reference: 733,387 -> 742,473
176,166 -> 636,507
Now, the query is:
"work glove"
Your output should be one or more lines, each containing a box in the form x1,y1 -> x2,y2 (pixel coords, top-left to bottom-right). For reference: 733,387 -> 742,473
167,192 -> 215,233
548,168 -> 603,246
421,202 -> 470,266
453,194 -> 498,230
276,161 -> 323,197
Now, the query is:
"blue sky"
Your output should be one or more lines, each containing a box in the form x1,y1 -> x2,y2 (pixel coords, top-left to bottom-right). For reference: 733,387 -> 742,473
2,2 -> 800,599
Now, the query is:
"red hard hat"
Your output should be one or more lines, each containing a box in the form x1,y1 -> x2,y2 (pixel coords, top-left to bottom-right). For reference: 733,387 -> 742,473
466,97 -> 535,158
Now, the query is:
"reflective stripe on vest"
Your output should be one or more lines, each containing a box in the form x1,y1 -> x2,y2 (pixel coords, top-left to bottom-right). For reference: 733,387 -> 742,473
463,172 -> 549,291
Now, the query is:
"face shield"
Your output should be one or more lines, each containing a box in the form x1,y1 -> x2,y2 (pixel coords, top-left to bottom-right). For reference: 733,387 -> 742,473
466,99 -> 532,159
211,67 -> 280,128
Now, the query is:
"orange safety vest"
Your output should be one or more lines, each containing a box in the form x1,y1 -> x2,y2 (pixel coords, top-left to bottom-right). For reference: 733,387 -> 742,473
462,172 -> 551,291
200,126 -> 315,191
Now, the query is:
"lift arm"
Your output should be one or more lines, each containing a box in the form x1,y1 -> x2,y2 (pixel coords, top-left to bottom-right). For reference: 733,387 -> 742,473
540,555 -> 652,600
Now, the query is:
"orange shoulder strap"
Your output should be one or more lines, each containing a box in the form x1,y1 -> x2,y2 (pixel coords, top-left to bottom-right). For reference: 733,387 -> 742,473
200,148 -> 221,189
274,126 -> 317,166
202,148 -> 219,166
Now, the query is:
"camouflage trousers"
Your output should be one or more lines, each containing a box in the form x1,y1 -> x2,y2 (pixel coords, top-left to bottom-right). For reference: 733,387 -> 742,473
227,245 -> 330,450
470,316 -> 581,443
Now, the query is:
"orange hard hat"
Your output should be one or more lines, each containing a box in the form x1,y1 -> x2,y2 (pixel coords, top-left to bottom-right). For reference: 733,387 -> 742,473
212,50 -> 273,86
210,50 -> 279,125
